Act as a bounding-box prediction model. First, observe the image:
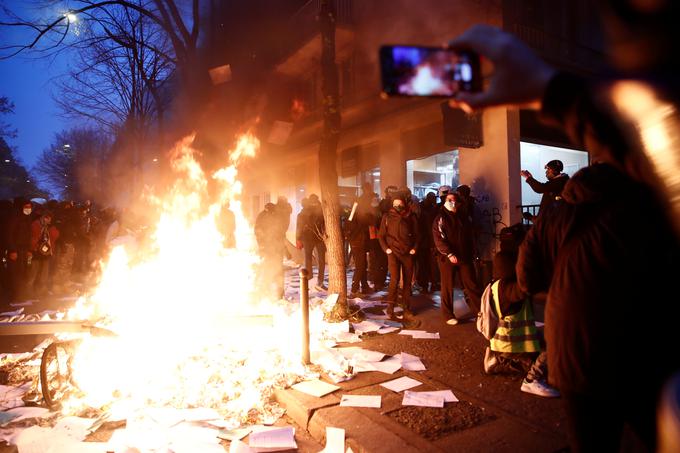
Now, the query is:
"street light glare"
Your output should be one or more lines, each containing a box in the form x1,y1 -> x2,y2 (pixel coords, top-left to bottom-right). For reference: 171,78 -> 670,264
4,159 -> 9,163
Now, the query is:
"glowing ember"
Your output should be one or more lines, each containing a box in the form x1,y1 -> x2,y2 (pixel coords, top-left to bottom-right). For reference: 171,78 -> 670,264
49,133 -> 334,425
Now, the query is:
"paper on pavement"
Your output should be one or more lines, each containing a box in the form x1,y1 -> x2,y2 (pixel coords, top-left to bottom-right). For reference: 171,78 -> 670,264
351,320 -> 384,333
321,426 -> 345,453
377,326 -> 399,334
53,416 -> 96,441
339,395 -> 381,408
380,376 -> 423,392
419,390 -> 458,402
337,347 -> 385,362
218,427 -> 252,441
402,391 -> 445,408
399,352 -> 426,371
410,331 -> 440,339
292,379 -> 340,397
248,425 -> 297,450
353,358 -> 401,374
5,406 -> 51,422
230,439 -> 254,453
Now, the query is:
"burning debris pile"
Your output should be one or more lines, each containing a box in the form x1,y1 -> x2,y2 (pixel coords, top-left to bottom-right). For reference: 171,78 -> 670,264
0,134 -> 366,438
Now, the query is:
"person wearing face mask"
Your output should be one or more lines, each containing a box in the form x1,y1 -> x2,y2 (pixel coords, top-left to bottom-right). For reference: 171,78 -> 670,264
368,194 -> 388,291
433,192 -> 482,325
416,192 -> 440,293
520,160 -> 569,221
378,194 -> 418,319
28,212 -> 60,297
5,199 -> 34,303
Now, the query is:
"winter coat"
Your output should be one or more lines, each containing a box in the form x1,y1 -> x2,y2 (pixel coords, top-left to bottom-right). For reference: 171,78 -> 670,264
255,209 -> 286,255
432,209 -> 475,263
518,163 -> 680,396
525,173 -> 569,217
30,219 -> 60,256
378,208 -> 418,256
296,206 -> 324,243
6,212 -> 33,253
418,200 -> 439,249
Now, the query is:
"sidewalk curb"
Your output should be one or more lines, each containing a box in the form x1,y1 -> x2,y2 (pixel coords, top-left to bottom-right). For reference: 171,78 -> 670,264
274,386 -> 444,453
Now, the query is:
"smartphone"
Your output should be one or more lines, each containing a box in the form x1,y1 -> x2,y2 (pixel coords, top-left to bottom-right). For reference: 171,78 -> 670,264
380,45 -> 481,97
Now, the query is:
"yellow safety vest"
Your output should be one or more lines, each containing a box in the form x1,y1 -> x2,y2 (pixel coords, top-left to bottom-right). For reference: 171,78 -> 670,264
489,280 -> 541,353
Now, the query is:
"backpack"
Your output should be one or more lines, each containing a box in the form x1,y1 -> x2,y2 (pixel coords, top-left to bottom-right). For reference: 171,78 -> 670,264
476,281 -> 499,340
37,227 -> 52,257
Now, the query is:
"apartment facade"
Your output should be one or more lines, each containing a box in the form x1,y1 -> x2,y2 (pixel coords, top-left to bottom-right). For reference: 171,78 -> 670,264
242,0 -> 602,258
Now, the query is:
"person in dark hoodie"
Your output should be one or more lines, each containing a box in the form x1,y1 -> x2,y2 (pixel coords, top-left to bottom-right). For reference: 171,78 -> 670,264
433,192 -> 482,325
5,199 -> 33,302
296,195 -> 326,289
378,194 -> 418,319
449,10 -> 680,451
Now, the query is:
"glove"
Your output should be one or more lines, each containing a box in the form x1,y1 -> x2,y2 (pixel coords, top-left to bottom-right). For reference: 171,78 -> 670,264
386,248 -> 393,254
296,240 -> 303,250
409,249 -> 416,255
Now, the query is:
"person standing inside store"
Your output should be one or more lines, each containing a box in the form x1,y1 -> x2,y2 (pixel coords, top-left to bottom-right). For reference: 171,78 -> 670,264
520,160 -> 569,220
433,192 -> 482,325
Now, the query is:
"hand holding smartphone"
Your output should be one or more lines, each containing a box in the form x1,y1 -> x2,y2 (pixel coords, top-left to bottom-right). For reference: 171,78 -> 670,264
380,45 -> 481,98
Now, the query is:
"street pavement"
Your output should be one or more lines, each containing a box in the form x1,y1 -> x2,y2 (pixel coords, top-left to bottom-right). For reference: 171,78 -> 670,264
0,280 -> 648,452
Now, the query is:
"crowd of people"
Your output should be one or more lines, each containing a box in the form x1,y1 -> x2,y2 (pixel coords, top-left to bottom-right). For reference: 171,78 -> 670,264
0,198 -> 117,306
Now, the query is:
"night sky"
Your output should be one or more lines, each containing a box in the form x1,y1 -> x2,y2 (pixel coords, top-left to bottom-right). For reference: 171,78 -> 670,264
1,2 -> 71,169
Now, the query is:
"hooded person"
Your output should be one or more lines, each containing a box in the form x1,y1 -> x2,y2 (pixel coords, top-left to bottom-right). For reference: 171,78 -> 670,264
255,203 -> 286,299
378,194 -> 418,320
432,192 -> 482,325
296,194 -> 326,289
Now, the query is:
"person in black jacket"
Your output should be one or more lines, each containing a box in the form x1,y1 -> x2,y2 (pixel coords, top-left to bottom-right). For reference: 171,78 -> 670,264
295,195 -> 326,289
378,194 -> 418,318
5,199 -> 33,303
521,160 -> 569,221
432,192 -> 481,325
448,19 -> 680,451
255,203 -> 286,299
345,185 -> 375,296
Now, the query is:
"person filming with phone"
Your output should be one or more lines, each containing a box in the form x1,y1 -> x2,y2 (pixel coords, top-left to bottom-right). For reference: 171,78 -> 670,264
444,3 -> 680,451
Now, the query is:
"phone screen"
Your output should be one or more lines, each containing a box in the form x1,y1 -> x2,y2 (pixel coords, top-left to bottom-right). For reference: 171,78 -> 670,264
380,45 -> 480,97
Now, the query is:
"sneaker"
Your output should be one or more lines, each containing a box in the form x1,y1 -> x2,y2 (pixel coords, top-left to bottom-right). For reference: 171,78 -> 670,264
483,346 -> 497,374
520,379 -> 560,398
314,284 -> 327,292
446,318 -> 459,326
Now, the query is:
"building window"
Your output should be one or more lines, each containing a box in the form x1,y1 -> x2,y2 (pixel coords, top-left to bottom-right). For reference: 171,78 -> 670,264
338,167 -> 380,206
406,151 -> 459,199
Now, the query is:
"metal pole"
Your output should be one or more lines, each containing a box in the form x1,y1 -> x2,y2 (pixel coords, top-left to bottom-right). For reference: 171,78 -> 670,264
299,268 -> 310,365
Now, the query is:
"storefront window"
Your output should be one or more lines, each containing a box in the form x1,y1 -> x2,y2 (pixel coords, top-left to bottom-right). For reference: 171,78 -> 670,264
338,167 -> 380,206
520,142 -> 589,206
407,150 -> 459,199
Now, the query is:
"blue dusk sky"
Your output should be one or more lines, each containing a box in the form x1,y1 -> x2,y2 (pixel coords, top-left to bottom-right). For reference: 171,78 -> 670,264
1,2 -> 72,169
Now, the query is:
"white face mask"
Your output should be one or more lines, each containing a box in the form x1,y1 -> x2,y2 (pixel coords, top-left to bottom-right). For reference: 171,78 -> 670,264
444,201 -> 456,212
23,208 -> 32,216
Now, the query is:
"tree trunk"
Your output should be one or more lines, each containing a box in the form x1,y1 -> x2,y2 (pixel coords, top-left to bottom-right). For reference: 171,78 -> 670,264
318,0 -> 347,317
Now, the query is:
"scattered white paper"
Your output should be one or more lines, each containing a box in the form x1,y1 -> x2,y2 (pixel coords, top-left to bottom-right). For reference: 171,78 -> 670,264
339,395 -> 381,408
218,427 -> 252,441
0,411 -> 20,425
53,416 -> 96,441
380,376 -> 423,392
0,308 -> 24,317
399,352 -> 426,371
230,439 -> 254,453
410,331 -> 440,339
5,406 -> 51,422
402,391 -> 445,408
418,390 -> 458,402
9,301 -> 32,307
535,321 -> 545,327
291,379 -> 340,398
321,426 -> 345,453
337,347 -> 385,363
377,327 -> 399,334
248,425 -> 297,451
